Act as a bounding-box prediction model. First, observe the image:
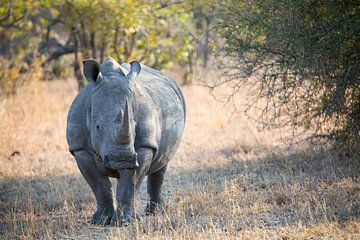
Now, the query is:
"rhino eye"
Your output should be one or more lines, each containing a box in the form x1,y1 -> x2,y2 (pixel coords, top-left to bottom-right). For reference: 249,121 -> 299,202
96,125 -> 100,130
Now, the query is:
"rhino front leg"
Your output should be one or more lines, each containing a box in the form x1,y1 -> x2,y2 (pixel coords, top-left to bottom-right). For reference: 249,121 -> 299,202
74,150 -> 114,225
135,147 -> 154,189
145,165 -> 167,215
111,168 -> 137,226
111,148 -> 154,226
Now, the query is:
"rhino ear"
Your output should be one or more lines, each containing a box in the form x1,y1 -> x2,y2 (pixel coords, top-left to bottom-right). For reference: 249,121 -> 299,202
127,61 -> 141,80
83,59 -> 100,83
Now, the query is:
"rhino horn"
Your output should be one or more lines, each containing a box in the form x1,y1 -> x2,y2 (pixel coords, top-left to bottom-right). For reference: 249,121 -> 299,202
118,101 -> 131,140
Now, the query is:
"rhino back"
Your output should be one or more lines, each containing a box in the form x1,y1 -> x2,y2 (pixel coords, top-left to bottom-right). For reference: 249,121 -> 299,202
121,63 -> 186,121
66,84 -> 92,153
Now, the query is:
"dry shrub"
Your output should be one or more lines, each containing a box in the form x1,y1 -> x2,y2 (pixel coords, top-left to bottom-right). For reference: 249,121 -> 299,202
218,0 -> 360,148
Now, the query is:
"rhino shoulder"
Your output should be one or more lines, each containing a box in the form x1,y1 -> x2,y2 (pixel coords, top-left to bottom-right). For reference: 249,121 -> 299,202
66,84 -> 92,153
135,122 -> 159,155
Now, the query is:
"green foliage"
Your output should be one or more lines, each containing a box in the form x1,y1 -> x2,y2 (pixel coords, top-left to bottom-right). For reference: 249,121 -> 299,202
0,0 -> 200,92
51,0 -> 194,67
0,56 -> 43,96
218,0 -> 360,147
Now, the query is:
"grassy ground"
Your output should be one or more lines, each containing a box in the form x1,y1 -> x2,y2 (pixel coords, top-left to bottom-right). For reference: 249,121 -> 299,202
0,77 -> 359,239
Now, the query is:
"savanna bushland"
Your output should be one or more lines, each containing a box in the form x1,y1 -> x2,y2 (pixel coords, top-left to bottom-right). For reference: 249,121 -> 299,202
0,0 -> 359,239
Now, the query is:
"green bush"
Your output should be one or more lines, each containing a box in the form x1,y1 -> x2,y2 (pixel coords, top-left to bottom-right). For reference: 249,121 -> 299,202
218,0 -> 360,147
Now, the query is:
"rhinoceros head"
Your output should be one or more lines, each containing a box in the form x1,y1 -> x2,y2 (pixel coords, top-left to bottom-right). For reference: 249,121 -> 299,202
83,57 -> 141,169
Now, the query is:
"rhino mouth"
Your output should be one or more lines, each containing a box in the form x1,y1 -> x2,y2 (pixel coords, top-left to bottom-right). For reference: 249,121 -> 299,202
92,150 -> 138,169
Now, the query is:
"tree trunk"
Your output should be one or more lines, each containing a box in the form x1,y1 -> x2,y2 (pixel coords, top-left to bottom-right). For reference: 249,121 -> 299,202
186,49 -> 194,84
203,17 -> 210,68
80,20 -> 90,59
100,36 -> 106,63
113,23 -> 122,62
124,32 -> 137,62
90,31 -> 97,59
72,27 -> 84,91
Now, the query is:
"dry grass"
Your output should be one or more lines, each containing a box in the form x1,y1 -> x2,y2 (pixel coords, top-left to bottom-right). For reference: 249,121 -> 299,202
0,75 -> 359,239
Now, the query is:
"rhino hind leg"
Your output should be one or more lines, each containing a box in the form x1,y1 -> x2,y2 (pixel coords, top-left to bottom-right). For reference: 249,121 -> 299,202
145,165 -> 167,215
74,150 -> 114,225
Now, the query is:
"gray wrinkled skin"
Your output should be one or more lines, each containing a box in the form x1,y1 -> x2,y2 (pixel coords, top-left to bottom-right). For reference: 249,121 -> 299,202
66,57 -> 186,225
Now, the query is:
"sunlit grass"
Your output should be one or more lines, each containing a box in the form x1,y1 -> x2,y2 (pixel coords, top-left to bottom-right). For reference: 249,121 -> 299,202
0,77 -> 359,239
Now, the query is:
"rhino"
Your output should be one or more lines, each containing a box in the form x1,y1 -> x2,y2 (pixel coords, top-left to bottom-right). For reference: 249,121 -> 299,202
66,57 -> 186,225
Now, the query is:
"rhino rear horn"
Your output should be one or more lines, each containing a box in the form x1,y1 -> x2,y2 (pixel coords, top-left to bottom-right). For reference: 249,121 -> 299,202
127,61 -> 141,79
83,59 -> 101,83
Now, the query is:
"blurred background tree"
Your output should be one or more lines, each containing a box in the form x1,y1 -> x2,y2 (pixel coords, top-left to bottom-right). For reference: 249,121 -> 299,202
0,0 -> 217,91
217,0 -> 359,148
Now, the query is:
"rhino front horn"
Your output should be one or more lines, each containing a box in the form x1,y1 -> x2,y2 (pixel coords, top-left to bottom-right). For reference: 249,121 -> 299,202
118,101 -> 131,141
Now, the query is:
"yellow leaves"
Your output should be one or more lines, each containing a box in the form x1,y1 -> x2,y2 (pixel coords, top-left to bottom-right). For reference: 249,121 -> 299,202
254,34 -> 266,45
39,18 -> 49,26
159,19 -> 167,26
0,58 -> 20,96
50,8 -> 59,17
209,39 -> 217,53
0,57 -> 45,96
125,26 -> 139,35
42,0 -> 51,8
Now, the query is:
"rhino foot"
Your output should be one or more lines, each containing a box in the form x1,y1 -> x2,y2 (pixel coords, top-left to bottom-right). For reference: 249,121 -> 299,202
91,207 -> 114,225
110,211 -> 139,226
145,201 -> 166,215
